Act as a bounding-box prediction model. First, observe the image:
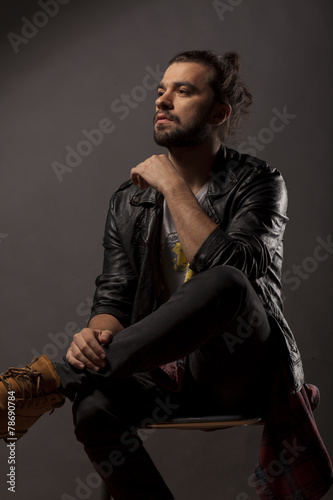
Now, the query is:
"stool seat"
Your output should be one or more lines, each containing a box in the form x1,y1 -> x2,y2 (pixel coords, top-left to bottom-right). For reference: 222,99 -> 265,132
144,415 -> 262,431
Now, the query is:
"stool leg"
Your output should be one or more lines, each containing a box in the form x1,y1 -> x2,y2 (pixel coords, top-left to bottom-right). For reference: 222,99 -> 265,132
100,481 -> 111,500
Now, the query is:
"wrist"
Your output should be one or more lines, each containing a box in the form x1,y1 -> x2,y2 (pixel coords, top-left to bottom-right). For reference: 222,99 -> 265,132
162,175 -> 189,198
88,314 -> 124,334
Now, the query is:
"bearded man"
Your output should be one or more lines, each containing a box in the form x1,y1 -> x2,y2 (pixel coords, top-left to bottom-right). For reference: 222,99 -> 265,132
1,50 -> 332,500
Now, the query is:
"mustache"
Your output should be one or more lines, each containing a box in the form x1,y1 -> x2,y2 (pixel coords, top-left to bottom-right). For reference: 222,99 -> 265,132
154,112 -> 180,124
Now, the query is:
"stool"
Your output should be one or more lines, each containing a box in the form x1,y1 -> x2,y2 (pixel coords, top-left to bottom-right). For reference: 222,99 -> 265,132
100,415 -> 262,499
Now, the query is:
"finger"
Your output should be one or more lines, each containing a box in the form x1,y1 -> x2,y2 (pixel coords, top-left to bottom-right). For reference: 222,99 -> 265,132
138,175 -> 149,190
98,330 -> 113,344
82,329 -> 107,359
72,333 -> 106,368
70,341 -> 105,372
131,169 -> 139,185
66,347 -> 85,370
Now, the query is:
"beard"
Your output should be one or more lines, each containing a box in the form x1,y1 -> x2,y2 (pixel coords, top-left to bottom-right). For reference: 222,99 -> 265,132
153,108 -> 213,148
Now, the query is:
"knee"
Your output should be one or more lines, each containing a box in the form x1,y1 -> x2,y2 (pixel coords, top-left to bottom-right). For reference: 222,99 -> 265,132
214,265 -> 248,284
203,265 -> 249,298
73,391 -> 108,444
199,266 -> 252,323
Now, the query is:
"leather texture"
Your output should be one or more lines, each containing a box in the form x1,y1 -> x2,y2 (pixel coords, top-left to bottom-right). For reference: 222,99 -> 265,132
90,146 -> 304,393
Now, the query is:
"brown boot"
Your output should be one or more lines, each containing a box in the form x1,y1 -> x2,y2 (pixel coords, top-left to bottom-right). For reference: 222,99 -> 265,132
0,355 -> 65,442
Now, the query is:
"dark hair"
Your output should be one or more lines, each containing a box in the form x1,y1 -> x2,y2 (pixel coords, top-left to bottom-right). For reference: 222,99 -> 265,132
168,50 -> 253,141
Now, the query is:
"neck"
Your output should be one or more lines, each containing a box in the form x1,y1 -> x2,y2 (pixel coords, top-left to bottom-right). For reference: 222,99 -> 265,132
168,137 -> 221,194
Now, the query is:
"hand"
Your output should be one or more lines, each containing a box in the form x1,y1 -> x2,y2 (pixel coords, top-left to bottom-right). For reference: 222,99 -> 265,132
66,328 -> 113,372
131,154 -> 183,194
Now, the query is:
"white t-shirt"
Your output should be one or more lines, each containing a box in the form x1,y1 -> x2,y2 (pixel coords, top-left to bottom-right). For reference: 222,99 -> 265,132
160,182 -> 209,302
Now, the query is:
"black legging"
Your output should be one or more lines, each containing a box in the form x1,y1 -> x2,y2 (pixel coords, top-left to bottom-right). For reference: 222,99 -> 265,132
54,265 -> 279,500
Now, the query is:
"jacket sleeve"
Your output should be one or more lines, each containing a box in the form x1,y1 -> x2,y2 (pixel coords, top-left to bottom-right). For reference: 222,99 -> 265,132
89,194 -> 138,328
190,165 -> 288,282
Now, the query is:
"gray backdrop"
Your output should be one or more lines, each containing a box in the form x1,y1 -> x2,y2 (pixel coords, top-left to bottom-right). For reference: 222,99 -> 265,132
1,1 -> 332,499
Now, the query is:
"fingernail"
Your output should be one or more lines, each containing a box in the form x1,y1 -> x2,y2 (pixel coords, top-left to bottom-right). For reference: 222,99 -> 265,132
93,366 -> 100,372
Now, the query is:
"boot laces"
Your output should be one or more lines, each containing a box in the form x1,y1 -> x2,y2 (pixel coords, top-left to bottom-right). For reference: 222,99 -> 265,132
0,357 -> 45,407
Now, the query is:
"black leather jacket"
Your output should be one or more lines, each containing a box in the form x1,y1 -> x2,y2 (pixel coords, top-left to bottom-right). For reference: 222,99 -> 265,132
90,146 -> 304,392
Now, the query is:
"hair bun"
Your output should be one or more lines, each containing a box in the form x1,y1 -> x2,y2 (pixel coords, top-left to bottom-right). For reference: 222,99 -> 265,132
223,52 -> 241,73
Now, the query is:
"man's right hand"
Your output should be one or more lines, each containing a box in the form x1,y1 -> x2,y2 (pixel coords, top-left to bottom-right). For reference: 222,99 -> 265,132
66,328 -> 113,372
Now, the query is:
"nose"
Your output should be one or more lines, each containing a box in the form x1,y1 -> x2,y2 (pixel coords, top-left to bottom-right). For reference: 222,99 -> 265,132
155,91 -> 173,110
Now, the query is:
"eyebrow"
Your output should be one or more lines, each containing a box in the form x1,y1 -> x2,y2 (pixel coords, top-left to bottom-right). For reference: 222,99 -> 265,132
158,80 -> 198,92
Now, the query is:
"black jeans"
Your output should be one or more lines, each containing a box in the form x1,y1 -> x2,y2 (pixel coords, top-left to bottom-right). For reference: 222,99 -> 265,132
54,265 -> 279,500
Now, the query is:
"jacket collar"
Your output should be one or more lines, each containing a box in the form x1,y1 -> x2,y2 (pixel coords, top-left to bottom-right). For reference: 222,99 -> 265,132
129,186 -> 161,207
129,145 -> 241,207
207,145 -> 241,197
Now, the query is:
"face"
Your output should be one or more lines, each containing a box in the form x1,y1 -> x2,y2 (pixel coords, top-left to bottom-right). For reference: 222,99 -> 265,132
153,62 -> 218,148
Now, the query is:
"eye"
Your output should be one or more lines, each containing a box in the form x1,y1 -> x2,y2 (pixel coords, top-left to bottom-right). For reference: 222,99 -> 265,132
178,88 -> 190,95
157,89 -> 165,96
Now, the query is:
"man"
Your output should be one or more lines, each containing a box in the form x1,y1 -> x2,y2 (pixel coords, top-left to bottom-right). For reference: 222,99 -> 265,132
0,51 -> 332,500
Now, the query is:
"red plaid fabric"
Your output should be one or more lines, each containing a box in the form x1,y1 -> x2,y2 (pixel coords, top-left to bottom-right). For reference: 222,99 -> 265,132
157,262 -> 191,391
154,357 -> 332,498
157,357 -> 186,392
253,364 -> 333,499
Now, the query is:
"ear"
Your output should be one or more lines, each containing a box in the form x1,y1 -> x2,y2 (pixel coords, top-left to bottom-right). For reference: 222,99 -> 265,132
210,103 -> 231,126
